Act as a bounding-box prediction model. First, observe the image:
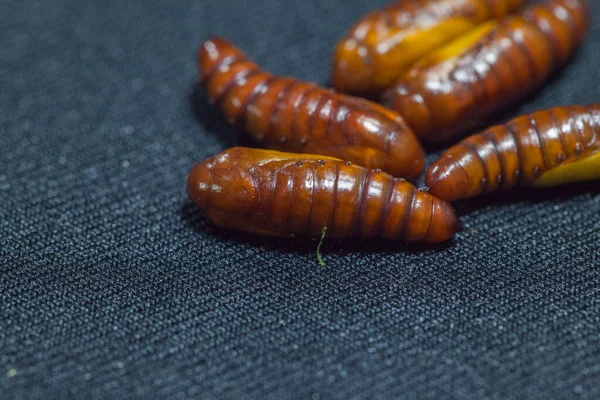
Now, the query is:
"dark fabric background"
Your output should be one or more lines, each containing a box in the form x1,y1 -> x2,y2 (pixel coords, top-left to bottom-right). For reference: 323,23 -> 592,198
1,1 -> 599,399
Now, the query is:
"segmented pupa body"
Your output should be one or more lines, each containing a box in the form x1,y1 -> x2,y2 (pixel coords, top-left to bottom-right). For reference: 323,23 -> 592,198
188,147 -> 460,243
199,37 -> 425,179
332,0 -> 526,98
425,104 -> 600,201
383,0 -> 589,143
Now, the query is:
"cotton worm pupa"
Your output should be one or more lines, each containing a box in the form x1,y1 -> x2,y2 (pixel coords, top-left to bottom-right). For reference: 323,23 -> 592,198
188,147 -> 460,243
425,104 -> 600,202
382,0 -> 589,144
198,37 -> 425,180
332,0 -> 525,99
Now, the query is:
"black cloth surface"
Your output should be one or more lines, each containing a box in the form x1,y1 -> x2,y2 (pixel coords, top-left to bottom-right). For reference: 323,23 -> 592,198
1,1 -> 600,399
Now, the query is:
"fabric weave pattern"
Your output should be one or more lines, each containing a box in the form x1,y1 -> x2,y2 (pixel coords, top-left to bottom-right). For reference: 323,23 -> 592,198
1,1 -> 599,399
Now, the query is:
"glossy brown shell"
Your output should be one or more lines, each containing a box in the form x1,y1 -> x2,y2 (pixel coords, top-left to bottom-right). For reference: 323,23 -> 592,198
382,0 -> 589,144
198,37 -> 425,180
188,147 -> 460,243
331,0 -> 525,99
425,104 -> 600,202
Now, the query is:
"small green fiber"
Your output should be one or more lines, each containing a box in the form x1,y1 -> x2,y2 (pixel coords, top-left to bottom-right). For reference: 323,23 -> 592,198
316,227 -> 327,267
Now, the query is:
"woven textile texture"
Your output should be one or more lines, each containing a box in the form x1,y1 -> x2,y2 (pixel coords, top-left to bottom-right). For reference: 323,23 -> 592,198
1,1 -> 599,399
